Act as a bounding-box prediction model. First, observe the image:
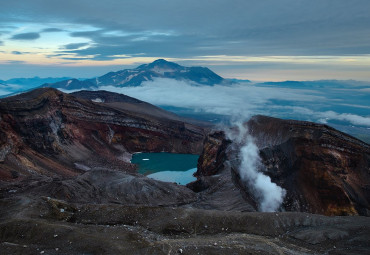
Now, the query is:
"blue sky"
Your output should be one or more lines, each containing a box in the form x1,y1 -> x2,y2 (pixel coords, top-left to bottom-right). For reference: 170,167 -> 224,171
1,0 -> 370,81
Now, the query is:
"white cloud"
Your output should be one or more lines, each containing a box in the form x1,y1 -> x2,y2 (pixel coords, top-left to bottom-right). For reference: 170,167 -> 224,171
97,78 -> 370,127
99,78 -> 323,120
277,106 -> 370,127
319,111 -> 370,126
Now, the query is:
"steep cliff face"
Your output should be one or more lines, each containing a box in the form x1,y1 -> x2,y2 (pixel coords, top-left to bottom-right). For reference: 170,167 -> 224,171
195,131 -> 230,177
0,88 -> 206,181
194,116 -> 370,216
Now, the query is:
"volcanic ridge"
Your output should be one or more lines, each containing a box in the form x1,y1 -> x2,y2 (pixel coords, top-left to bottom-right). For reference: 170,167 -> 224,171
0,88 -> 369,254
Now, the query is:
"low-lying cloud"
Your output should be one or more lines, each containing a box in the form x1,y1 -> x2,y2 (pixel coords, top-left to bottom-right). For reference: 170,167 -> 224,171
99,78 -> 370,127
278,106 -> 370,127
100,78 -> 323,118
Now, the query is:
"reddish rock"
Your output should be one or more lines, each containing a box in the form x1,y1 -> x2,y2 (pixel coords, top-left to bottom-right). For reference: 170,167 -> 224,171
0,88 -> 206,180
195,115 -> 370,216
195,131 -> 229,176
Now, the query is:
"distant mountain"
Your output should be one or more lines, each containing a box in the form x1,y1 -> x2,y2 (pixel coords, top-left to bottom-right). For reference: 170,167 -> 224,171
261,79 -> 370,89
3,77 -> 73,87
262,80 -> 304,86
0,77 -> 75,97
42,59 -> 227,90
227,79 -> 251,83
48,78 -> 96,90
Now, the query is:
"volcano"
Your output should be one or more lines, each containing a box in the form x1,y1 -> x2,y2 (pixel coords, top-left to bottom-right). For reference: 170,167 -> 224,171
0,88 -> 369,254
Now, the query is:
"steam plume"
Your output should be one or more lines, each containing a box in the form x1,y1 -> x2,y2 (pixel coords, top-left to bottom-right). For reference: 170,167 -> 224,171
227,123 -> 286,212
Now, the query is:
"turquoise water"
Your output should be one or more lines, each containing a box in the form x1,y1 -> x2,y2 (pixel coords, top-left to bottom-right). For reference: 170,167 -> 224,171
131,152 -> 199,185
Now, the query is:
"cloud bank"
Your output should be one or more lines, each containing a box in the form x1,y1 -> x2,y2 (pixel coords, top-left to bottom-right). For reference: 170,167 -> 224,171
99,78 -> 370,127
100,78 -> 322,117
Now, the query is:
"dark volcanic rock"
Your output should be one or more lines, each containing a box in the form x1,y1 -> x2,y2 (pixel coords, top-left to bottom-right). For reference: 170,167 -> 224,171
0,88 -> 206,180
1,88 -> 369,254
0,190 -> 369,254
0,89 -> 370,254
194,115 -> 370,216
71,90 -> 212,127
3,169 -> 197,206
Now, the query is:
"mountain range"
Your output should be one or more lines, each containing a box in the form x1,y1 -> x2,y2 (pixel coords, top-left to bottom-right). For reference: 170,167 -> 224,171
42,59 -> 227,90
2,61 -> 369,94
0,77 -> 72,87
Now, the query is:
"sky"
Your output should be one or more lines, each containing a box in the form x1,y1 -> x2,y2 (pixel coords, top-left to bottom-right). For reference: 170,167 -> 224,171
1,0 -> 370,81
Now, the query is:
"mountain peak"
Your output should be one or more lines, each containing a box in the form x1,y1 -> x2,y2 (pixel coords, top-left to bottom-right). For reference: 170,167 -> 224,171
152,59 -> 170,64
137,59 -> 182,71
44,59 -> 226,89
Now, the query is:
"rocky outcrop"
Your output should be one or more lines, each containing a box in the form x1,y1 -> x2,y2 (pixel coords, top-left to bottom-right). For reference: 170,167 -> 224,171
195,131 -> 229,177
0,88 -> 206,180
193,115 -> 370,216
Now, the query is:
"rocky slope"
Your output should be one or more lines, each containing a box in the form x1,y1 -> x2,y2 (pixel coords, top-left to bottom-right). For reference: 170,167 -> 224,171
43,59 -> 226,89
192,115 -> 370,216
0,184 -> 369,254
0,89 -> 369,254
71,90 -> 212,127
0,88 -> 206,181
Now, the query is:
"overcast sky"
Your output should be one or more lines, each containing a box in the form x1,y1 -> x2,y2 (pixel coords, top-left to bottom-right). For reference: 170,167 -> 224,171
1,0 -> 370,80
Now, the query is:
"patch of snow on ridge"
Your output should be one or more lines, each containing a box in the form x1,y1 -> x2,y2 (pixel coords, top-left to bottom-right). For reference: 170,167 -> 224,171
151,67 -> 175,75
74,163 -> 91,171
92,98 -> 104,103
125,74 -> 138,82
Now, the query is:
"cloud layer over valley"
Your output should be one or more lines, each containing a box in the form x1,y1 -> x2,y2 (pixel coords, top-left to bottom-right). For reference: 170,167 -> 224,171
97,78 -> 370,128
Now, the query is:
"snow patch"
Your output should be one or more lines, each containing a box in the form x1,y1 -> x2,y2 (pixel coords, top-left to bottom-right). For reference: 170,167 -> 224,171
107,125 -> 114,143
74,163 -> 91,171
92,98 -> 104,103
150,67 -> 175,75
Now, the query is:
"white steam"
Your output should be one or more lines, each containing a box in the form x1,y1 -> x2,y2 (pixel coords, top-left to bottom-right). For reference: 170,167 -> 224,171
227,123 -> 286,212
